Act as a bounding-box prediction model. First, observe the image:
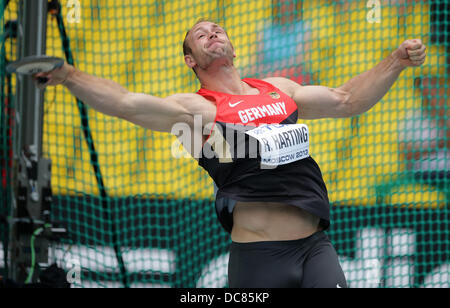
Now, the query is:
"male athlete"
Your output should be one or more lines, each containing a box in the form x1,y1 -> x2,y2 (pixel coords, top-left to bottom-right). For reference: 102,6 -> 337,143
34,20 -> 426,288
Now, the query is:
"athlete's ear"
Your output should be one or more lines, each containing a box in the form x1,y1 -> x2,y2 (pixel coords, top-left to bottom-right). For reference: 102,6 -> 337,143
184,55 -> 196,69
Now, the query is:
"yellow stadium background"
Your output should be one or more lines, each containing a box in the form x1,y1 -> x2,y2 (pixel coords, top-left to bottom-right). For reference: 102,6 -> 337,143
5,0 -> 447,207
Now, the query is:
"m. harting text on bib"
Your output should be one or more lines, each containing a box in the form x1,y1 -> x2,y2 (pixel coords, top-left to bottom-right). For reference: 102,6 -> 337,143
246,124 -> 310,167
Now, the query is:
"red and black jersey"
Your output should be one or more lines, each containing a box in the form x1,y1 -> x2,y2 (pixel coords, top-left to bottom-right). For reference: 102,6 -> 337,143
197,78 -> 330,233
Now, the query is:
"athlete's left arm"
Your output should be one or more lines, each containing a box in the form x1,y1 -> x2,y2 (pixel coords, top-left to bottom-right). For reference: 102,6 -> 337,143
265,39 -> 426,119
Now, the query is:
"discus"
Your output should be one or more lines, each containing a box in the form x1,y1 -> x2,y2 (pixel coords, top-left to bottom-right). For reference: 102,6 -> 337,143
6,55 -> 64,84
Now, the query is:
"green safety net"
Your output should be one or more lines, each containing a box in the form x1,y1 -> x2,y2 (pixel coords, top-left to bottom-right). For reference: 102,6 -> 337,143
1,0 -> 13,281
1,0 -> 449,288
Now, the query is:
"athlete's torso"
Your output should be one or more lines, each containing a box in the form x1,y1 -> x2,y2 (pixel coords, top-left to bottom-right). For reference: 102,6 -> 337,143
192,78 -> 330,238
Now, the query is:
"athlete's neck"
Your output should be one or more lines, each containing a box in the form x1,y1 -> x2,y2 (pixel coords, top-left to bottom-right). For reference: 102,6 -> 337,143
198,64 -> 250,95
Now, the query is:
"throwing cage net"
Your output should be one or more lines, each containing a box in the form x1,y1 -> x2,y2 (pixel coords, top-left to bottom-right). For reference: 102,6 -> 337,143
0,0 -> 448,288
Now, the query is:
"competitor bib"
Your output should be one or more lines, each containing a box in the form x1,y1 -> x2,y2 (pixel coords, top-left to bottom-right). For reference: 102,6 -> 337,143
246,124 -> 310,167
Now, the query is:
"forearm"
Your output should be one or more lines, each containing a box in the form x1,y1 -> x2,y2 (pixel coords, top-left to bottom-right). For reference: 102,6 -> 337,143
338,53 -> 405,115
63,65 -> 129,118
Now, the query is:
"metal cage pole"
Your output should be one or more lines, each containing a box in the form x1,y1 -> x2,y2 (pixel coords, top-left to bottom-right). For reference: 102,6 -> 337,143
10,0 -> 51,283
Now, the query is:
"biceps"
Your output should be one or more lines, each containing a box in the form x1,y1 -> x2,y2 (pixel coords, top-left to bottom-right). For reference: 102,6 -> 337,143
122,93 -> 193,132
294,86 -> 351,119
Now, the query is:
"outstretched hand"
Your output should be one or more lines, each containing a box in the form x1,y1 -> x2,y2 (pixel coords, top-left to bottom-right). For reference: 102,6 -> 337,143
392,39 -> 427,68
32,62 -> 73,89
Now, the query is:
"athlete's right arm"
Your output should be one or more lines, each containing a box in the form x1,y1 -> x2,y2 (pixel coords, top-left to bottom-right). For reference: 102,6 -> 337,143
33,63 -> 199,132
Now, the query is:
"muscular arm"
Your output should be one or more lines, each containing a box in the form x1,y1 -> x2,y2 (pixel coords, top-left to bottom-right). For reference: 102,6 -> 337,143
35,64 -> 204,132
334,53 -> 406,116
266,39 -> 426,119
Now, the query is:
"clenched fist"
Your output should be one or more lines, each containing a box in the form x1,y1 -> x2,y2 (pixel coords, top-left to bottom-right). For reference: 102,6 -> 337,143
392,39 -> 427,68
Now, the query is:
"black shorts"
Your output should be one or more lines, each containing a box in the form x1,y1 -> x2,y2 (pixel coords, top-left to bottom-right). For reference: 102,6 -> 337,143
228,231 -> 347,288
